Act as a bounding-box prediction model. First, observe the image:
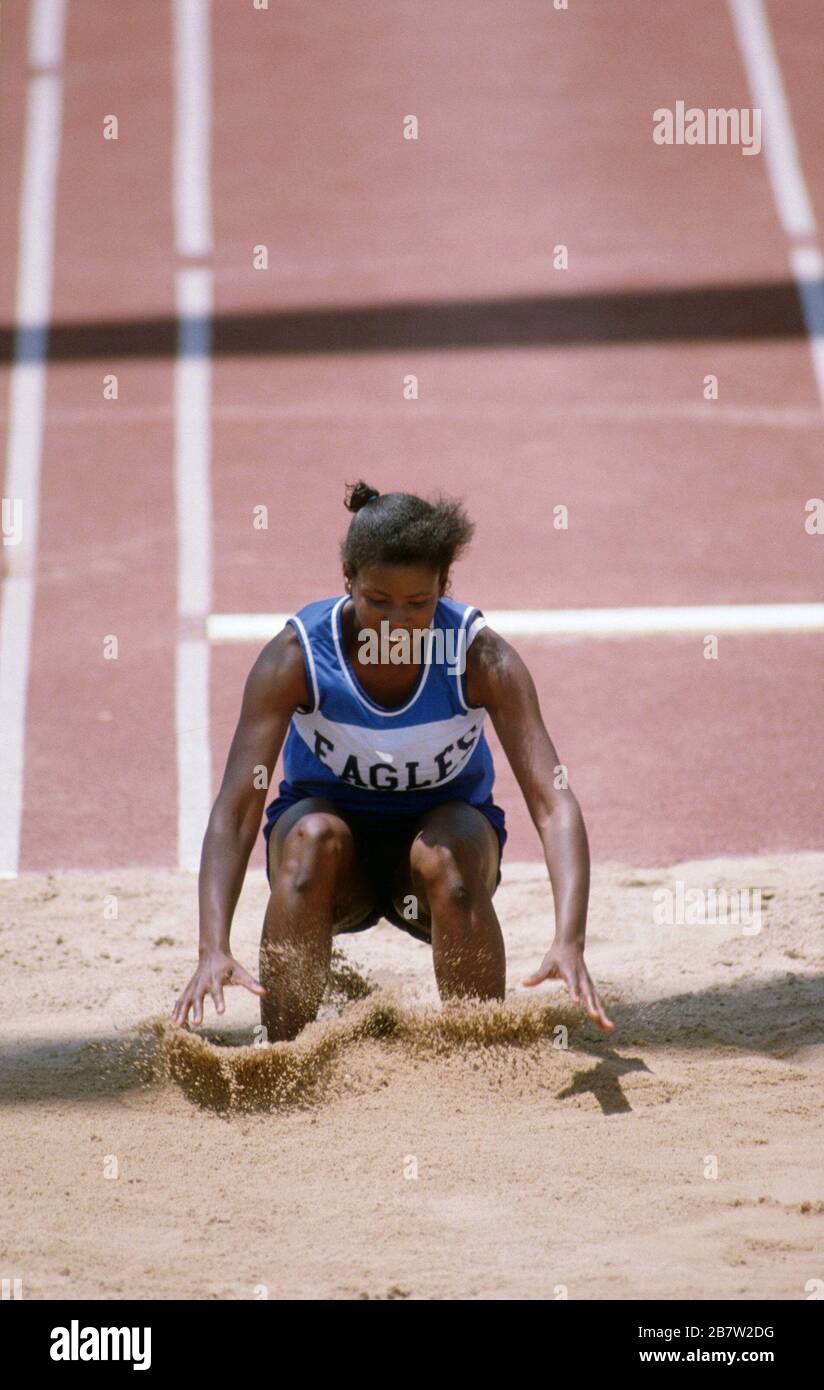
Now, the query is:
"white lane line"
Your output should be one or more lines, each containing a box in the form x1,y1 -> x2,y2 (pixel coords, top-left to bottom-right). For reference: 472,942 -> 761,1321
727,0 -> 817,239
175,269 -> 212,618
29,0 -> 66,67
172,0 -> 213,257
0,0 -> 66,878
207,604 -> 824,644
173,0 -> 213,871
728,0 -> 824,417
174,270 -> 213,872
790,245 -> 824,409
5,401 -> 824,430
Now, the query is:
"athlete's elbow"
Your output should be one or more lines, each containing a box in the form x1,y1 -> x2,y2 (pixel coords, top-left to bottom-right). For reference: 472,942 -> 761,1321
533,788 -> 584,834
209,788 -> 264,846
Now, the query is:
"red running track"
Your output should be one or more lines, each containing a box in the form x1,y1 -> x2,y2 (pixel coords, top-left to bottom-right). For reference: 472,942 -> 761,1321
1,0 -> 822,872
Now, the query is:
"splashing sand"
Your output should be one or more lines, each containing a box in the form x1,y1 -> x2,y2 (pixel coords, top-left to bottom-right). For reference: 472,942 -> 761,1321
134,987 -> 576,1113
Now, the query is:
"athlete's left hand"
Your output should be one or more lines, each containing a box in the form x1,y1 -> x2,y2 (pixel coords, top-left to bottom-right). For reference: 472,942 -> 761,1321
523,941 -> 614,1032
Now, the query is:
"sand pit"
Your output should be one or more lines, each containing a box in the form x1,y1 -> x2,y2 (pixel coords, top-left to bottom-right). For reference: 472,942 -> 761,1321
1,854 -> 823,1301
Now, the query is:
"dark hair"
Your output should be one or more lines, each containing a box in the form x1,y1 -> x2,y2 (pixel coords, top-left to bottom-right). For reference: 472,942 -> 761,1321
340,480 -> 474,592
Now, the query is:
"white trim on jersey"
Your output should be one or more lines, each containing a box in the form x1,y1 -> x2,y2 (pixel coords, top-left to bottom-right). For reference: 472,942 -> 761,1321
466,613 -> 487,646
455,604 -> 486,713
286,613 -> 320,712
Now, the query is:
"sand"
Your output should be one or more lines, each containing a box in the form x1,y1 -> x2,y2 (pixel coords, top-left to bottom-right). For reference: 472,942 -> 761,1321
1,853 -> 823,1301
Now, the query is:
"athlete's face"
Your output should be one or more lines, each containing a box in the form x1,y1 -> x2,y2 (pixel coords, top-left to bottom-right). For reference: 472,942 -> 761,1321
344,562 -> 445,637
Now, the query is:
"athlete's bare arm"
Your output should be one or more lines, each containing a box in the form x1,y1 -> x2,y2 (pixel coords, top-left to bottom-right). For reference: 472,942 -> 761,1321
465,626 -> 614,1032
171,626 -> 309,1028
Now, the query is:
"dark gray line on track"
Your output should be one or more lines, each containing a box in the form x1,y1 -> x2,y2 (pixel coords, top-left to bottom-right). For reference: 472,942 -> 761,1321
0,279 -> 813,363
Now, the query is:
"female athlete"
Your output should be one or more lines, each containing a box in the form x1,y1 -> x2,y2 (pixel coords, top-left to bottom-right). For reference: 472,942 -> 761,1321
172,481 -> 614,1040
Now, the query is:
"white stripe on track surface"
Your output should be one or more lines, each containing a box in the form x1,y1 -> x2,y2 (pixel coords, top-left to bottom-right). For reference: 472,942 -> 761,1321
207,603 -> 824,644
727,0 -> 817,239
0,0 -> 67,877
173,0 -> 214,871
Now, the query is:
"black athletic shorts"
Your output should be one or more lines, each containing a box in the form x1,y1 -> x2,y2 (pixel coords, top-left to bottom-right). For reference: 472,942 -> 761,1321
263,795 -> 507,945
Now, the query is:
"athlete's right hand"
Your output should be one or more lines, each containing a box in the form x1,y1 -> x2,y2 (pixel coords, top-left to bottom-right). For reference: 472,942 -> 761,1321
171,951 -> 267,1028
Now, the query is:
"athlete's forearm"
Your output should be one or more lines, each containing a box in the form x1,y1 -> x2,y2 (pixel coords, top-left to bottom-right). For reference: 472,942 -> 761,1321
536,801 -> 590,948
196,812 -> 257,955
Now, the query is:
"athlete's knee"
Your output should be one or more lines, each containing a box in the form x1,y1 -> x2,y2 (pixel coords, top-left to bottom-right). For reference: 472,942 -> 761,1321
410,839 -> 474,905
281,813 -> 348,892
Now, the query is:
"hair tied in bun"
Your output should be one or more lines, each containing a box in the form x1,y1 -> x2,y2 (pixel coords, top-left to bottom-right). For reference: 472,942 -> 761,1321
343,481 -> 382,513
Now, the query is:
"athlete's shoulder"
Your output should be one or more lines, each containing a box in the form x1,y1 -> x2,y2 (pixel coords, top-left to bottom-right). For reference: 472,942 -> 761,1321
244,621 -> 311,713
463,620 -> 520,708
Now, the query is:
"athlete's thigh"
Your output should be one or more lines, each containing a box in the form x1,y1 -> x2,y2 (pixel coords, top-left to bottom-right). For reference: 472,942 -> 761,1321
389,801 -> 500,922
267,797 -> 377,924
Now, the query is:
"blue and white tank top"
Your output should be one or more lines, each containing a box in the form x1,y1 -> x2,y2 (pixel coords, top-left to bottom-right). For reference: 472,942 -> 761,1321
277,593 -> 497,817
